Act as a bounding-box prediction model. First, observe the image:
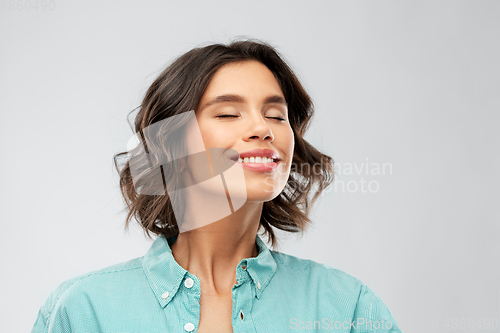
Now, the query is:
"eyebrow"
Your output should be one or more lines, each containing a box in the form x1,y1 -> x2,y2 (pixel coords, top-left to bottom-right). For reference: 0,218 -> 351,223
201,94 -> 287,111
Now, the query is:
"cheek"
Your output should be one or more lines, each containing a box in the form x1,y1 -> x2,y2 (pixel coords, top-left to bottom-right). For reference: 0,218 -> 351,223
185,116 -> 208,155
282,126 -> 295,156
196,120 -> 216,147
198,122 -> 233,149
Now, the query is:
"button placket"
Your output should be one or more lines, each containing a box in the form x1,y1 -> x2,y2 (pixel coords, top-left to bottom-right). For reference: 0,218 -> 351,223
236,262 -> 251,286
231,278 -> 255,332
178,274 -> 201,333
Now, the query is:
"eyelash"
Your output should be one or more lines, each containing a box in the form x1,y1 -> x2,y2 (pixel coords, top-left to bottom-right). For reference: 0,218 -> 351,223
216,115 -> 285,121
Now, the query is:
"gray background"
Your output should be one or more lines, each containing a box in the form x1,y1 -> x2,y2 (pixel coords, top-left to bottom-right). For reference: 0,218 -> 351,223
1,1 -> 499,332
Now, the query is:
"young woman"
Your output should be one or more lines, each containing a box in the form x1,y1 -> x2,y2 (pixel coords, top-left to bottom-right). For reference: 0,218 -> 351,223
32,40 -> 401,333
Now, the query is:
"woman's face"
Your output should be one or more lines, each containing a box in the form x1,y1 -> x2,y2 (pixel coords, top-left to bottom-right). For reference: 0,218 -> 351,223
194,60 -> 294,202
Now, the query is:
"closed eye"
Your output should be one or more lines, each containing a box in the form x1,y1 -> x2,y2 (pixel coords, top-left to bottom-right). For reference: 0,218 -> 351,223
216,115 -> 285,121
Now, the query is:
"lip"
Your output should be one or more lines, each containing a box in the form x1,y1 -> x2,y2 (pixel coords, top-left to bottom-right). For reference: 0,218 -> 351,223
230,148 -> 281,172
237,149 -> 281,161
235,160 -> 279,172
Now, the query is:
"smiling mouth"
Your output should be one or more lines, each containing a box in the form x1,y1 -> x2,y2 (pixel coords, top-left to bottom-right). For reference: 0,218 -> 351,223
236,156 -> 278,163
227,155 -> 280,163
226,148 -> 282,164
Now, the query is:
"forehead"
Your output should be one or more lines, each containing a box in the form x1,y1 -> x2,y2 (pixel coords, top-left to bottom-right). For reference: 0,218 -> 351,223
201,61 -> 284,101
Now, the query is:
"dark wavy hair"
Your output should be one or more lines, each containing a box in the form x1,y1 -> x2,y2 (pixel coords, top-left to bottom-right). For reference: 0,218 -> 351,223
113,39 -> 335,248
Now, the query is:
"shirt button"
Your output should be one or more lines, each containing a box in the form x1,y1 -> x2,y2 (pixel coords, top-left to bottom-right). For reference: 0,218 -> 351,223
161,291 -> 169,299
241,265 -> 246,270
184,277 -> 194,288
257,281 -> 261,289
184,322 -> 195,331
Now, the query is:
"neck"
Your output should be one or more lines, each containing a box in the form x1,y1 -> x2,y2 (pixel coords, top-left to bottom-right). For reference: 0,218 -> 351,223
170,201 -> 262,295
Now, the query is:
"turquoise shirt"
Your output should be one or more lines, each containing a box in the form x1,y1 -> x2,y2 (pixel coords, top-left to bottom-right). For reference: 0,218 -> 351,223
32,234 -> 402,332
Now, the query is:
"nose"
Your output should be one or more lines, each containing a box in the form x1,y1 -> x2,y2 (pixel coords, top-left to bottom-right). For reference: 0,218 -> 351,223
242,112 -> 274,142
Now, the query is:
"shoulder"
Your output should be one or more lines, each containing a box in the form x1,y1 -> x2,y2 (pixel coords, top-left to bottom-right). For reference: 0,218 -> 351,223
36,257 -> 144,325
270,249 -> 366,293
53,256 -> 143,295
269,251 -> 402,331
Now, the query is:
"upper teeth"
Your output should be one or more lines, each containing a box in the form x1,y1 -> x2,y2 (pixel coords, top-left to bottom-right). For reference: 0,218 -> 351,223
238,156 -> 275,163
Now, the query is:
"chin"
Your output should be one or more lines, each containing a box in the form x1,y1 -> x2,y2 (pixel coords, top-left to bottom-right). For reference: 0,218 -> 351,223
245,185 -> 282,202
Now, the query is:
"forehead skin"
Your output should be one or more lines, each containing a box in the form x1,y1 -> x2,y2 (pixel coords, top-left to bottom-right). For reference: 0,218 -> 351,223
197,60 -> 286,113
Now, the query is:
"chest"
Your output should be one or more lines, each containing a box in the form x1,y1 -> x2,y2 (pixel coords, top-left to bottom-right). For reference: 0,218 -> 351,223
197,292 -> 234,333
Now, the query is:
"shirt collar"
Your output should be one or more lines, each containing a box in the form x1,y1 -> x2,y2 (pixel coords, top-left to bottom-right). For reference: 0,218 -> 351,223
142,233 -> 277,308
